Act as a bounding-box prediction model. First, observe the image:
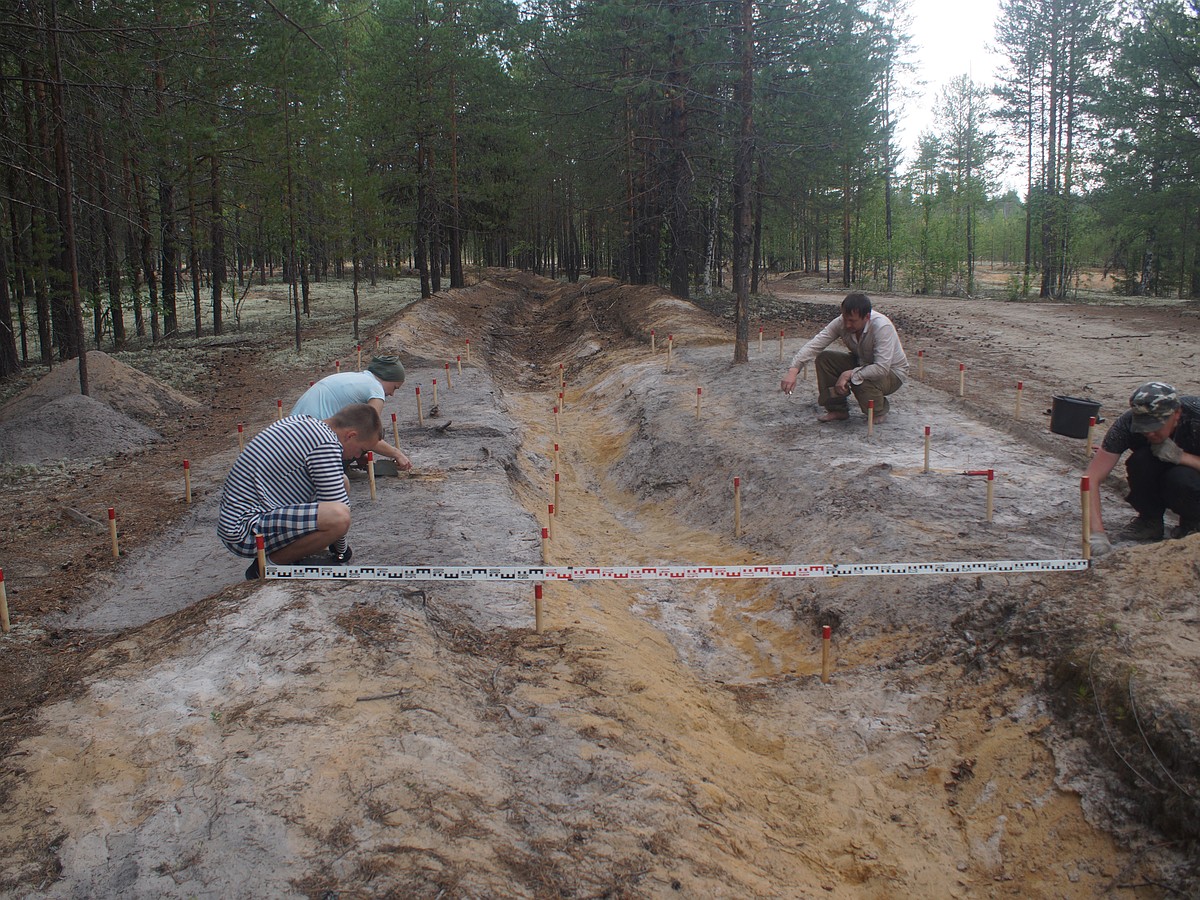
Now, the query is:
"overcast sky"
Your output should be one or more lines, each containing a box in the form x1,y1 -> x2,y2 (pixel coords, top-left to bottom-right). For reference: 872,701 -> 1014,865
897,0 -> 1006,165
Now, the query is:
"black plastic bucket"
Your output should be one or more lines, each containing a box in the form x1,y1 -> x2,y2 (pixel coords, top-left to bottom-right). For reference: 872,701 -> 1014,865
1049,395 -> 1102,438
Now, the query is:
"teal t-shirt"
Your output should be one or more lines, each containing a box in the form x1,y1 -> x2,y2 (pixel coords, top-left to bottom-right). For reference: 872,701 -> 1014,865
290,371 -> 385,419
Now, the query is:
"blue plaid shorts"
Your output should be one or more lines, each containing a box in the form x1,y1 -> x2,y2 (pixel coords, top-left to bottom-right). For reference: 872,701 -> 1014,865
223,504 -> 321,558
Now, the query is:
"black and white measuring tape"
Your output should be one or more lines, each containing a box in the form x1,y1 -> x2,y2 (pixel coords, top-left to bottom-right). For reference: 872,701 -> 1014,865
266,558 -> 1088,581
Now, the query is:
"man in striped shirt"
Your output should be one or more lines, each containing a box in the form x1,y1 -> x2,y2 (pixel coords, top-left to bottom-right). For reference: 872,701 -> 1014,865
218,403 -> 383,579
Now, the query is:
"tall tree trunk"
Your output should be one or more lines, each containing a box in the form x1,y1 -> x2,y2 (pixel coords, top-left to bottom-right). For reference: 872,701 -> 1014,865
415,141 -> 432,298
94,122 -> 125,349
187,143 -> 203,336
208,0 -> 224,335
282,60 -> 301,353
134,165 -> 160,341
883,84 -> 895,293
350,186 -> 361,340
841,162 -> 852,287
666,2 -> 691,300
35,74 -> 73,361
731,0 -> 754,364
47,0 -> 87,392
447,44 -> 464,289
1040,3 -> 1061,298
210,143 -> 224,335
751,159 -> 764,294
0,215 -> 18,377
4,73 -> 34,362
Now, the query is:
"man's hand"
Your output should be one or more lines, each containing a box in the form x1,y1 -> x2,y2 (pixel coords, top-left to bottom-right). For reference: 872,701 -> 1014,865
1152,438 -> 1183,464
835,372 -> 853,396
393,451 -> 414,471
1089,532 -> 1113,557
780,368 -> 799,394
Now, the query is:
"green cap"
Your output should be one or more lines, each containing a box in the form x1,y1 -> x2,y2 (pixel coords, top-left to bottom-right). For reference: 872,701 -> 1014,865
367,355 -> 405,384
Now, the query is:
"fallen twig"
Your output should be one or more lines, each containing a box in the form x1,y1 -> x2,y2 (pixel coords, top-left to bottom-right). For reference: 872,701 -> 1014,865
355,690 -> 406,702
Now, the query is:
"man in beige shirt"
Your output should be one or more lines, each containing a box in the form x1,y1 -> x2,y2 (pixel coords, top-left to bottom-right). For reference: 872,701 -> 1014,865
779,292 -> 909,424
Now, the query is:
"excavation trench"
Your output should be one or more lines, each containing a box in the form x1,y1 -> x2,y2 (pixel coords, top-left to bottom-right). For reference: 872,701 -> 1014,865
0,272 -> 1194,897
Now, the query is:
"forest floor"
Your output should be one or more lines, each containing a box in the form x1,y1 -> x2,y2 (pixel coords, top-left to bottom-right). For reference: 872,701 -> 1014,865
0,269 -> 1198,898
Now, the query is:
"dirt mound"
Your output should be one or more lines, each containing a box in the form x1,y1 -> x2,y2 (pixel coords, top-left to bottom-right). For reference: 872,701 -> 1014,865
0,393 -> 161,465
0,350 -> 199,427
575,276 -> 728,346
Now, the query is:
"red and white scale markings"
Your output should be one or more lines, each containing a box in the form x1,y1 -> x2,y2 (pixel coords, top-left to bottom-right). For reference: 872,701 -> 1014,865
266,559 -> 1089,581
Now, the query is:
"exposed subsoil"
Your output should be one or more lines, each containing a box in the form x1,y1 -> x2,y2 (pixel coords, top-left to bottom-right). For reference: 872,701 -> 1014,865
0,270 -> 1198,897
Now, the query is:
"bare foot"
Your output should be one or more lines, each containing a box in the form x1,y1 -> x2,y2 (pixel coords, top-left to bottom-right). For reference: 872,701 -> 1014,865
817,410 -> 850,422
872,413 -> 887,425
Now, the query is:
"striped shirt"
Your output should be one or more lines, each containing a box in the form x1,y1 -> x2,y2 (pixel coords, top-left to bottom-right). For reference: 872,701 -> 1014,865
218,415 -> 349,551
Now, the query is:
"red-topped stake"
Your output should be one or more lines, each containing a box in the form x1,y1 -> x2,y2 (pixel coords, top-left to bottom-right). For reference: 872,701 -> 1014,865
986,469 -> 995,523
534,583 -> 544,634
367,450 -> 377,501
183,459 -> 192,505
255,534 -> 267,582
1081,476 -> 1092,560
821,625 -> 832,683
0,568 -> 10,634
109,507 -> 119,559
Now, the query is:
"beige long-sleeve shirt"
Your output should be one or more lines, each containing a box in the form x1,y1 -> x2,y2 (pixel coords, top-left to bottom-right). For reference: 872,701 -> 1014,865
788,311 -> 909,385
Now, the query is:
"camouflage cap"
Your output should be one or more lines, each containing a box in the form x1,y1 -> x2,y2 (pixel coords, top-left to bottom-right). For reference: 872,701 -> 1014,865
1129,381 -> 1180,433
367,355 -> 406,384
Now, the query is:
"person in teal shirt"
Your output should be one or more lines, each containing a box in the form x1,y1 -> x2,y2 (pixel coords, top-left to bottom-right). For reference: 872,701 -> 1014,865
291,356 -> 412,470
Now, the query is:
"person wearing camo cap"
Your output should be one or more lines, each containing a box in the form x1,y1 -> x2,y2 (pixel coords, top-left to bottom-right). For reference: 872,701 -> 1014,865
1084,381 -> 1200,556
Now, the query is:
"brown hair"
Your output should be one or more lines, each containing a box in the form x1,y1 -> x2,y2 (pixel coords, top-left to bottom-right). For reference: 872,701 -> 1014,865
328,403 -> 383,440
841,292 -> 872,317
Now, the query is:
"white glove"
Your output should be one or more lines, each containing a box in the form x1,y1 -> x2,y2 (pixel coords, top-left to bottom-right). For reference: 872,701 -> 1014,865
1089,532 -> 1113,557
1152,438 -> 1183,464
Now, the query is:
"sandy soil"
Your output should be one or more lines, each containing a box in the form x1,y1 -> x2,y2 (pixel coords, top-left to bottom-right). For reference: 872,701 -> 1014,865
0,270 -> 1197,897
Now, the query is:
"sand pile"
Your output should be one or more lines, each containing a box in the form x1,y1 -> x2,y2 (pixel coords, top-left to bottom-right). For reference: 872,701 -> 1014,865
0,394 -> 160,466
0,351 -> 198,426
0,351 -> 194,465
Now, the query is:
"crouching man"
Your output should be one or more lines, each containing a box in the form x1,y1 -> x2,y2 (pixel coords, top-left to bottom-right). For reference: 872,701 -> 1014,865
1084,381 -> 1200,556
218,403 -> 382,579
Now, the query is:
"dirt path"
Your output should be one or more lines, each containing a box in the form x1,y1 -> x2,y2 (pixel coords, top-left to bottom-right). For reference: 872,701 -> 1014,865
0,273 -> 1197,897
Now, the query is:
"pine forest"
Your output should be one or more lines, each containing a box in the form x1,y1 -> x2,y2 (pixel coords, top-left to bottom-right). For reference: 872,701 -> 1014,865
1,0 -> 1199,379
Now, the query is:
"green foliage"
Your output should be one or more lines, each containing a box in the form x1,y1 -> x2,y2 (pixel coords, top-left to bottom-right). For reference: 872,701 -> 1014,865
5,0 -> 1200,350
